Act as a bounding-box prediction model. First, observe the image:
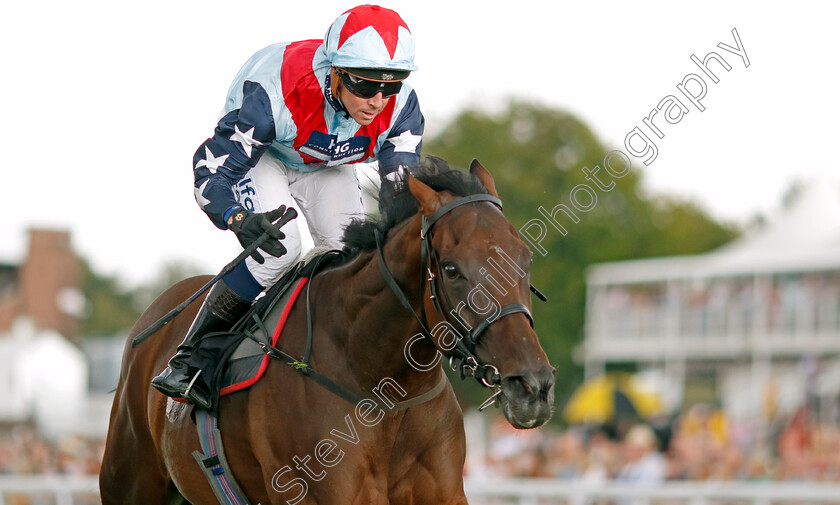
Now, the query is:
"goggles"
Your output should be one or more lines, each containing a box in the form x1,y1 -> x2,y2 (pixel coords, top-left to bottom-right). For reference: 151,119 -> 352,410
337,70 -> 403,99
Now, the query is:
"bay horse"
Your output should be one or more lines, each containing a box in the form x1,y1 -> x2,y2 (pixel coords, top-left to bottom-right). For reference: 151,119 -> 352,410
100,158 -> 555,504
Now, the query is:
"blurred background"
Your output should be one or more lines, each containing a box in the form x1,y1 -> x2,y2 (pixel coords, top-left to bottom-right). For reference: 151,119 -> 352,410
2,0 -> 840,503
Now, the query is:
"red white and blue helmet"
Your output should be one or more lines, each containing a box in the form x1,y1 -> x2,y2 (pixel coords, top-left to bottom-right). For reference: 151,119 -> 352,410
323,5 -> 417,80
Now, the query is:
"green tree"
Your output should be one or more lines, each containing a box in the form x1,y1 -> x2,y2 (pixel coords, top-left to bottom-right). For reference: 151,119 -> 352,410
78,260 -> 204,338
132,261 -> 205,314
78,260 -> 141,337
425,99 -> 738,407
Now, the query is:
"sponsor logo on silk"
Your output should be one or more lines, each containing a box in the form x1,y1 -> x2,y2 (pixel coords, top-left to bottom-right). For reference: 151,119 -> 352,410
299,131 -> 371,165
235,178 -> 256,212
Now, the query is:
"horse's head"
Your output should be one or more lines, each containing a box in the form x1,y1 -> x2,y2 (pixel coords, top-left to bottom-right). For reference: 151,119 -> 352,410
407,159 -> 555,429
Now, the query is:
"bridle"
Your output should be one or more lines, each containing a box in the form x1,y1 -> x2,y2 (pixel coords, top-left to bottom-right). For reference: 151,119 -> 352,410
374,193 -> 545,410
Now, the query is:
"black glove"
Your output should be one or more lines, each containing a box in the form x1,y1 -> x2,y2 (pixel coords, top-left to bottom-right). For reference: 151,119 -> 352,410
227,206 -> 291,264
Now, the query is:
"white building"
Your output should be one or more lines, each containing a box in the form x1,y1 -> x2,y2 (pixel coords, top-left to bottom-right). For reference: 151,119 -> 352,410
0,317 -> 89,439
0,229 -> 117,441
582,181 -> 840,423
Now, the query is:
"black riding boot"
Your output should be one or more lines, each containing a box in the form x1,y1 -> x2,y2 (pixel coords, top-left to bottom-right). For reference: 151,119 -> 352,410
151,280 -> 251,410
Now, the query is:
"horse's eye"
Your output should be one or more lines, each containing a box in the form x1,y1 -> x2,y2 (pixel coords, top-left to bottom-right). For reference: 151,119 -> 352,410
443,263 -> 459,279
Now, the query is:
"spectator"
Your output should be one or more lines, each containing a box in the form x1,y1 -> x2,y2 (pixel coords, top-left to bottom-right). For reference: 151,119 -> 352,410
616,424 -> 667,484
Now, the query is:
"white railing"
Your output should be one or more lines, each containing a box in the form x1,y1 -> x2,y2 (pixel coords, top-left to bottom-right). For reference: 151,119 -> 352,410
0,475 -> 100,505
464,478 -> 840,505
4,475 -> 840,505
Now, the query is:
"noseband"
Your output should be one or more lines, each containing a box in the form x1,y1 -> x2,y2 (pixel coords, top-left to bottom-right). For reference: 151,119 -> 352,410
374,193 -> 542,410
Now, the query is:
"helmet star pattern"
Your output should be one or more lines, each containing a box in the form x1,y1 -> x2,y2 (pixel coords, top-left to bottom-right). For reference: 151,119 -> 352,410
324,4 -> 417,72
338,5 -> 409,59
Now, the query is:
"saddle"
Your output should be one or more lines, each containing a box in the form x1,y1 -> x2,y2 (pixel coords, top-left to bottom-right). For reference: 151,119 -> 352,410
183,248 -> 346,411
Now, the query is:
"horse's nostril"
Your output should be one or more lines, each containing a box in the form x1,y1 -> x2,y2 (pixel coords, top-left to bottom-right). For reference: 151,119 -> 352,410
504,369 -> 555,401
505,374 -> 537,398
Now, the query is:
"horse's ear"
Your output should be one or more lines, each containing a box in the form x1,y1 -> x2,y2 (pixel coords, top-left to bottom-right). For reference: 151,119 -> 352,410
469,159 -> 499,198
408,174 -> 442,216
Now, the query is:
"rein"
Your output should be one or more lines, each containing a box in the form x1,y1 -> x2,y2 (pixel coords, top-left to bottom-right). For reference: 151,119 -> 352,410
255,331 -> 447,411
374,193 -> 540,410
251,193 -> 544,412
252,251 -> 448,411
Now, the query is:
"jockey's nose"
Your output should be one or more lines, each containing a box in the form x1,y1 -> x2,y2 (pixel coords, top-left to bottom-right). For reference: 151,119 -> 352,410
369,92 -> 385,106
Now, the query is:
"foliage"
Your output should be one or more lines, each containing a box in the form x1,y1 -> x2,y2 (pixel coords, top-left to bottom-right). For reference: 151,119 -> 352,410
131,261 -> 205,313
77,260 -> 141,337
78,260 -> 203,338
425,99 -> 739,407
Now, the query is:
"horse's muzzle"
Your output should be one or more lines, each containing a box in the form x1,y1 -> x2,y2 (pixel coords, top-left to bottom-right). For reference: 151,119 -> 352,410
499,367 -> 555,429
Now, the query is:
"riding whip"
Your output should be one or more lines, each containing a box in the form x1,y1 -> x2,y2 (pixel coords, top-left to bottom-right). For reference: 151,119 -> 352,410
131,207 -> 297,348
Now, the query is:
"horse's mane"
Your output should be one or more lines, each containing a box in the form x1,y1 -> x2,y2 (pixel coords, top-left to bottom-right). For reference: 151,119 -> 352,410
342,157 -> 489,255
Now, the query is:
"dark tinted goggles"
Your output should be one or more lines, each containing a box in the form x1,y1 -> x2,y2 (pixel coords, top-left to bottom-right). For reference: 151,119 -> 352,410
338,70 -> 403,99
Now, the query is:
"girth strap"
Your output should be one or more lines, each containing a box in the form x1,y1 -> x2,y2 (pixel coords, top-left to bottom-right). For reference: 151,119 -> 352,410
193,410 -> 252,505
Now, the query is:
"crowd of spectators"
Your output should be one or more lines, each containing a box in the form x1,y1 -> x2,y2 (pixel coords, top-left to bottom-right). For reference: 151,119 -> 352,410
2,403 -> 839,485
473,403 -> 840,483
0,426 -> 103,475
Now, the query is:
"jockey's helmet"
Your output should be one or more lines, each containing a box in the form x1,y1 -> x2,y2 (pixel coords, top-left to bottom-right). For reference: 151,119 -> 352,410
323,4 -> 417,80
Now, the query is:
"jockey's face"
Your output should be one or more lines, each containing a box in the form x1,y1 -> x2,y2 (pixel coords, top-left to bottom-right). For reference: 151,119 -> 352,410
337,82 -> 389,126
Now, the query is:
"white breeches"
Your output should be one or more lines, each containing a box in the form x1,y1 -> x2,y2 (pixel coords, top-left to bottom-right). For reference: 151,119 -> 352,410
234,155 -> 364,288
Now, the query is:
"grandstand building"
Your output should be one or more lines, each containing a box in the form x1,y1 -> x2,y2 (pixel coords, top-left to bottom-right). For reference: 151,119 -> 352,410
582,182 -> 840,422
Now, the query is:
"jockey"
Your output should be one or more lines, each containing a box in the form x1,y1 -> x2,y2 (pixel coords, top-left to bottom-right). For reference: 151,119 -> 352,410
152,4 -> 424,409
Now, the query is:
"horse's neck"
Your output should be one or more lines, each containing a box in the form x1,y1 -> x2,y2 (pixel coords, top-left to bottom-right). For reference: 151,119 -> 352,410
325,216 -> 441,392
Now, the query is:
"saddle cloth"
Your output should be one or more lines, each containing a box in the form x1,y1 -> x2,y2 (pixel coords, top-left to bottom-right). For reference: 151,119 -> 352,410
218,276 -> 309,396
218,247 -> 346,396
169,248 -> 344,404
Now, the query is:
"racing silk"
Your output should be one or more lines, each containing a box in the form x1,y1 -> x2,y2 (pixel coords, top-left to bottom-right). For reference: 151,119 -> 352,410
193,40 -> 425,229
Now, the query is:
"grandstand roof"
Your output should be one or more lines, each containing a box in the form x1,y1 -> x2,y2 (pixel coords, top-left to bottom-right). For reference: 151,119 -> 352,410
588,180 -> 840,285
